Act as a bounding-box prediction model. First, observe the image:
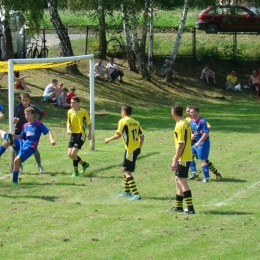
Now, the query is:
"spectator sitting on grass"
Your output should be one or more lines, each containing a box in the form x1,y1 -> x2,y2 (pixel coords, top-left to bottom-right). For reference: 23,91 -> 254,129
161,59 -> 179,82
14,71 -> 30,92
95,59 -> 107,81
226,71 -> 241,91
43,79 -> 61,102
106,58 -> 124,83
66,87 -> 76,104
58,88 -> 70,108
248,70 -> 259,94
200,65 -> 216,86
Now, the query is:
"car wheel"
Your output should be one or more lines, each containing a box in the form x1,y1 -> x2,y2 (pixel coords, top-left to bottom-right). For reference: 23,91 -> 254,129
205,24 -> 219,34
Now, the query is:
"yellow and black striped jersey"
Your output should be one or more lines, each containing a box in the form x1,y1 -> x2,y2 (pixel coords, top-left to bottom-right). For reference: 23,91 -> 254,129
117,116 -> 144,152
67,108 -> 91,134
174,119 -> 192,161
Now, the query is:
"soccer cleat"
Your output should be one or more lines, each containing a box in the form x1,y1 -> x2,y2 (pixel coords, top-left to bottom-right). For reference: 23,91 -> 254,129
38,166 -> 45,174
215,173 -> 222,181
201,178 -> 210,183
188,173 -> 199,180
71,171 -> 79,177
12,181 -> 18,185
183,208 -> 196,214
129,194 -> 141,200
167,207 -> 184,213
80,163 -> 89,174
7,133 -> 14,146
118,191 -> 132,197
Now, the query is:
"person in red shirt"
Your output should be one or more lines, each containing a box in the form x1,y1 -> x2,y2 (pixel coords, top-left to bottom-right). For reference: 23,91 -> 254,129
66,87 -> 76,104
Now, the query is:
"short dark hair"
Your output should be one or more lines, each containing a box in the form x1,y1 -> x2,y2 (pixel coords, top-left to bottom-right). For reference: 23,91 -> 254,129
21,93 -> 31,99
71,96 -> 80,103
172,103 -> 183,116
62,88 -> 68,92
122,104 -> 132,115
190,106 -> 199,113
52,79 -> 58,83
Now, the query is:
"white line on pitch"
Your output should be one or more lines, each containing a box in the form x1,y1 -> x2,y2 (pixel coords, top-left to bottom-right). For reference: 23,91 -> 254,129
215,181 -> 260,206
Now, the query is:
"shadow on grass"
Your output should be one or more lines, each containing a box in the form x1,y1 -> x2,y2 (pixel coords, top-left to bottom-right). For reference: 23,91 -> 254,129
201,210 -> 253,215
220,178 -> 247,183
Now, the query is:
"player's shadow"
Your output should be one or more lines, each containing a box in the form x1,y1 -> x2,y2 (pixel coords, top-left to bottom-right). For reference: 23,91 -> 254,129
201,210 -> 253,215
219,178 -> 247,183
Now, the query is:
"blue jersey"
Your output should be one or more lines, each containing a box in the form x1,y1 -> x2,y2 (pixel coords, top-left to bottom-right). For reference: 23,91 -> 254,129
20,120 -> 49,150
190,117 -> 210,143
0,103 -> 3,111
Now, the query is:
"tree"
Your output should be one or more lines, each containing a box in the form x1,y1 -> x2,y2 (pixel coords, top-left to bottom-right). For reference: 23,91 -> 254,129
47,0 -> 79,73
166,0 -> 189,83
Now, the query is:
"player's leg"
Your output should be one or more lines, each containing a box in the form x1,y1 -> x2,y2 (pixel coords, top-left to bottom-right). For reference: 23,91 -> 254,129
206,159 -> 222,180
121,149 -> 141,200
34,149 -> 45,173
188,145 -> 199,180
198,143 -> 210,183
169,162 -> 195,214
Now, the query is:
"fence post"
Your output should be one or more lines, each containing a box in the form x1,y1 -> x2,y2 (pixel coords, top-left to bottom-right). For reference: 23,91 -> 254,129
42,28 -> 46,58
85,26 -> 89,54
192,27 -> 196,60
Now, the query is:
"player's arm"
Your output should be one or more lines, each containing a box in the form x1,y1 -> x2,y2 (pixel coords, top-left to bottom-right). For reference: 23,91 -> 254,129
48,131 -> 56,146
105,131 -> 121,144
172,142 -> 185,171
195,132 -> 209,147
34,106 -> 46,121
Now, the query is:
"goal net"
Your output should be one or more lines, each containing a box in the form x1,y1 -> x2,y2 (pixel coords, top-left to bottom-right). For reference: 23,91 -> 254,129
0,55 -> 95,173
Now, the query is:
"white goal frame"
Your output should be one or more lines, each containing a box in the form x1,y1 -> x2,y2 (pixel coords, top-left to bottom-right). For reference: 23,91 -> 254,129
8,54 -> 95,152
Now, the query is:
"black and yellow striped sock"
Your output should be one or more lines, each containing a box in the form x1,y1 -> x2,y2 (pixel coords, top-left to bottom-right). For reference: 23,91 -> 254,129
77,156 -> 86,166
206,159 -> 218,175
183,190 -> 194,212
73,160 -> 78,172
127,176 -> 139,195
175,194 -> 183,210
124,178 -> 131,193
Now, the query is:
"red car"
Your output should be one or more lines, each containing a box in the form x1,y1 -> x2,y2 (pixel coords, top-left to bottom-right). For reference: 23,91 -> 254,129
196,5 -> 260,33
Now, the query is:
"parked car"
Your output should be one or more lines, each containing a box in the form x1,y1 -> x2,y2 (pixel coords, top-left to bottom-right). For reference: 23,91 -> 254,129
249,6 -> 260,15
196,5 -> 260,33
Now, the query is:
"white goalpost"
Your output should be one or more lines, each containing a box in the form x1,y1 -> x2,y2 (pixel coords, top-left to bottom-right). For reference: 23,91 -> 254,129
7,54 -> 96,157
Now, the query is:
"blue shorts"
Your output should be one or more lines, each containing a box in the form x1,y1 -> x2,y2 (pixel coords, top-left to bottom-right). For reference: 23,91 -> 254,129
192,141 -> 210,160
18,147 -> 35,163
13,138 -> 21,152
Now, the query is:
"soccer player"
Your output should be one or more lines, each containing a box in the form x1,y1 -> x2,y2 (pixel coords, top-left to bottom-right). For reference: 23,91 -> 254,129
14,93 -> 46,173
168,103 -> 195,214
189,106 -> 211,183
0,129 -> 20,158
105,104 -> 144,200
67,97 -> 92,177
0,103 -> 4,121
185,105 -> 222,181
12,107 -> 55,184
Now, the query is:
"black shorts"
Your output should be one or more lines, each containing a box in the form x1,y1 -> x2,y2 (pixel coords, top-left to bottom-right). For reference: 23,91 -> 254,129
175,161 -> 191,178
68,133 -> 86,149
123,148 -> 140,172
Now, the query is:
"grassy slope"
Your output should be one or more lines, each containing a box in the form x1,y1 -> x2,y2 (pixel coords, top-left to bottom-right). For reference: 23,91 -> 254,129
0,57 -> 260,259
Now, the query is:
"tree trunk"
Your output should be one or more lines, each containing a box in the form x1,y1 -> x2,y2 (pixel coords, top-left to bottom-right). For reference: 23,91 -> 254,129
167,0 -> 189,82
148,0 -> 154,77
121,2 -> 138,72
47,0 -> 79,73
3,10 -> 14,60
130,2 -> 150,80
98,0 -> 106,59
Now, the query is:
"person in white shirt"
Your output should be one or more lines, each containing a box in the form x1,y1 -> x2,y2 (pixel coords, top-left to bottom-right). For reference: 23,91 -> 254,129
106,58 -> 124,83
43,79 -> 62,101
94,59 -> 107,81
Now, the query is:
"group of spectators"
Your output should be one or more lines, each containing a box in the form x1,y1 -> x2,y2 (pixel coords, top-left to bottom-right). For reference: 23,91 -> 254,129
200,64 -> 259,93
94,58 -> 124,83
43,79 -> 76,108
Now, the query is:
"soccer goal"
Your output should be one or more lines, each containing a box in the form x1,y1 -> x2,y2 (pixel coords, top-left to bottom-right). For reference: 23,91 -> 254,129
3,55 -> 96,172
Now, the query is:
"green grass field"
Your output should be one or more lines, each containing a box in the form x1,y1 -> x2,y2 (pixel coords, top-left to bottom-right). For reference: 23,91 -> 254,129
1,56 -> 260,259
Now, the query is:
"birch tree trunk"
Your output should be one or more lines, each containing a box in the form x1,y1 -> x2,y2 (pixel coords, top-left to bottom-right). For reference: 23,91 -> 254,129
47,0 -> 79,73
166,0 -> 188,83
98,0 -> 107,59
121,2 -> 138,72
148,0 -> 154,77
130,0 -> 150,80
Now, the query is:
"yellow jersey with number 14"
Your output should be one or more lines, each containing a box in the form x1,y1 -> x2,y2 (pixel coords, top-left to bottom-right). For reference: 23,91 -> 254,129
117,116 -> 144,152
